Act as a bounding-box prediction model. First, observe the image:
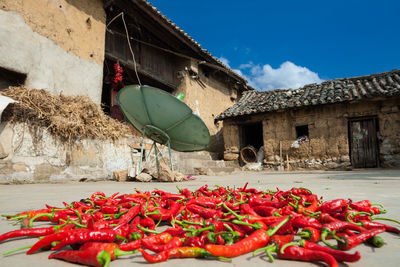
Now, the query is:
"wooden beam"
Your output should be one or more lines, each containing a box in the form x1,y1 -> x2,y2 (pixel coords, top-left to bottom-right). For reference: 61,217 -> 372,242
105,53 -> 178,90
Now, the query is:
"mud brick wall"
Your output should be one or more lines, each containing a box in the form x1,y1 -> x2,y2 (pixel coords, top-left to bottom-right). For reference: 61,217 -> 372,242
222,97 -> 400,169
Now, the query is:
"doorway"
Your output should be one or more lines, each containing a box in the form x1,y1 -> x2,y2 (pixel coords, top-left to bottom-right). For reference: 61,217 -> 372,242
348,117 -> 379,168
239,122 -> 264,151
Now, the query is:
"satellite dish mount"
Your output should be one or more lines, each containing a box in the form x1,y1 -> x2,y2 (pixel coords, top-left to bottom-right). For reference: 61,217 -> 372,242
139,125 -> 173,173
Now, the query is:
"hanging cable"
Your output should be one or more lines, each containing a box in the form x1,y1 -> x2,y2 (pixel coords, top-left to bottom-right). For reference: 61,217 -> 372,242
106,12 -> 142,85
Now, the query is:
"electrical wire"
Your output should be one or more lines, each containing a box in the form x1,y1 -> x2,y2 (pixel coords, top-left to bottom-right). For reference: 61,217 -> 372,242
106,12 -> 142,85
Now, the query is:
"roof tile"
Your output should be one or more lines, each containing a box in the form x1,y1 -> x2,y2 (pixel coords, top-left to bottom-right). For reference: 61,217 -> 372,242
216,70 -> 400,120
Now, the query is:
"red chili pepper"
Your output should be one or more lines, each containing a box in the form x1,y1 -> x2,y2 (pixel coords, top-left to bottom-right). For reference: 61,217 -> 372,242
269,234 -> 295,246
252,206 -> 280,217
127,216 -> 143,240
337,227 -> 386,250
322,220 -> 365,233
359,220 -> 400,234
277,245 -> 338,267
79,242 -> 136,260
146,201 -> 181,221
240,204 -> 260,217
163,227 -> 186,237
205,215 -> 290,257
292,216 -> 322,230
197,185 -> 212,197
289,188 -> 313,196
100,205 -> 119,214
249,196 -> 283,208
350,200 -> 385,214
187,198 -> 218,208
187,204 -> 221,220
184,235 -> 206,248
142,236 -> 183,252
119,232 -> 172,251
318,199 -> 349,213
27,231 -> 69,254
139,246 -> 230,263
28,210 -> 76,226
298,239 -> 361,262
5,208 -> 52,220
0,222 -> 72,243
49,229 -> 122,251
139,217 -> 156,230
179,188 -> 193,199
49,249 -> 111,267
298,227 -> 320,242
161,193 -> 186,201
320,221 -> 365,248
318,212 -> 340,224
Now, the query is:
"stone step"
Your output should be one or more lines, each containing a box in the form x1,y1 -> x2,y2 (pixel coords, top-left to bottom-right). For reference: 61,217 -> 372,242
172,151 -> 213,161
207,167 -> 236,175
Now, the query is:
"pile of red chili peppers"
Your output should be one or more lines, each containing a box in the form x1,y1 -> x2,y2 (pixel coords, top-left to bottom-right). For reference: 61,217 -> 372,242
1,183 -> 399,267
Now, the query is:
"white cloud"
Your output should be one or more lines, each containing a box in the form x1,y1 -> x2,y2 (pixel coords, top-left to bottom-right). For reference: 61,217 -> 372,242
218,57 -> 231,67
219,57 -> 244,77
243,61 -> 323,90
219,58 -> 322,90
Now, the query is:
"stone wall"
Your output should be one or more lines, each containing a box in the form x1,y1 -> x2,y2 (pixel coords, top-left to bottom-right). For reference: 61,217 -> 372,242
222,97 -> 400,169
0,122 -> 140,183
0,1 -> 105,103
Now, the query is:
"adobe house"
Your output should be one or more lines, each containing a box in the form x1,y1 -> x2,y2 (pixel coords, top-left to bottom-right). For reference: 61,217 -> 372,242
0,0 -> 249,182
0,0 -> 250,150
217,70 -> 400,170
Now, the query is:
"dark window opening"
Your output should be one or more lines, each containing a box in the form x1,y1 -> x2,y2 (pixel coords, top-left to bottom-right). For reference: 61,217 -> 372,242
240,122 -> 263,150
296,125 -> 309,139
0,67 -> 26,91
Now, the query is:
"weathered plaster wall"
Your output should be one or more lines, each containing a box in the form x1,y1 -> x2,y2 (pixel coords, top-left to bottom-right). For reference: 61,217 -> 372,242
222,97 -> 400,169
178,62 -> 238,153
0,0 -> 105,65
378,98 -> 400,167
0,1 -> 105,103
0,122 -> 140,182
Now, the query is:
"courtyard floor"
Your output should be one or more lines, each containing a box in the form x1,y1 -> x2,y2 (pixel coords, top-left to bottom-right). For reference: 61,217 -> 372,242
0,169 -> 399,267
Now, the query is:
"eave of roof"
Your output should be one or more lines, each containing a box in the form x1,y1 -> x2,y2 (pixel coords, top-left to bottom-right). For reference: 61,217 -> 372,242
113,0 -> 249,87
216,69 -> 400,120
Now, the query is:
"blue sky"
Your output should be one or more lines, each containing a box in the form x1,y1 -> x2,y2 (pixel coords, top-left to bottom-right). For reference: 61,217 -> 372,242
149,0 -> 400,91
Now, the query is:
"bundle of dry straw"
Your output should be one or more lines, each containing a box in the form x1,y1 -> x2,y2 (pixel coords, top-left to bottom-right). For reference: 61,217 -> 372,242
1,86 -> 131,142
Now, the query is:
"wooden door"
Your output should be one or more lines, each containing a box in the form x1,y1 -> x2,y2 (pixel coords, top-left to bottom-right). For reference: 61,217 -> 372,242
349,118 -> 378,168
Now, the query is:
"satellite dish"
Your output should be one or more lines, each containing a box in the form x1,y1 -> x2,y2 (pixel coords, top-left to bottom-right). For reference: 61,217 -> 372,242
117,85 -> 211,172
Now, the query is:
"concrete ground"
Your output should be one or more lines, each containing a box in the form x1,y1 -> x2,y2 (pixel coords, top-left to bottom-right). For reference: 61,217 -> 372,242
0,169 -> 399,267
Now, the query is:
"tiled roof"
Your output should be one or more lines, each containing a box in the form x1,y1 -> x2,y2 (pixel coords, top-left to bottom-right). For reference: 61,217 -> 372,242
216,70 -> 400,120
138,0 -> 248,85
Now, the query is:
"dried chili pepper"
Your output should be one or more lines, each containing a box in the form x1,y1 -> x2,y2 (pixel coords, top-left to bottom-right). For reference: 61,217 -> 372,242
49,249 -> 111,267
252,205 -> 280,217
337,227 -> 386,250
0,220 -> 71,243
269,234 -> 295,246
298,227 -> 320,242
292,216 -> 322,230
318,199 -> 349,213
142,236 -> 183,252
277,244 -> 339,267
350,200 -> 386,214
187,204 -> 221,220
139,246 -> 231,263
79,242 -> 136,260
119,232 -> 172,251
205,215 -> 291,257
320,220 -> 366,248
298,239 -> 361,262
